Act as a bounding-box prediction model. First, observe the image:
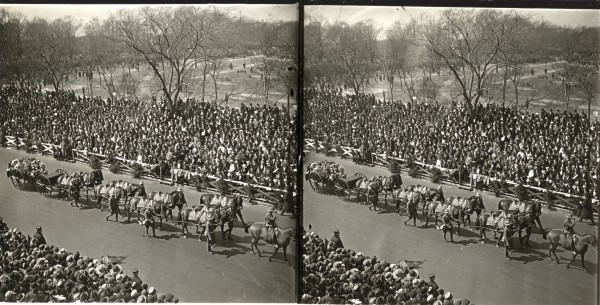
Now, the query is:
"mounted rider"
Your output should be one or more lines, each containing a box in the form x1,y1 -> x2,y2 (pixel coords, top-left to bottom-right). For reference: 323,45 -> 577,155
433,185 -> 445,202
265,207 -> 279,248
563,213 -> 578,255
471,192 -> 485,226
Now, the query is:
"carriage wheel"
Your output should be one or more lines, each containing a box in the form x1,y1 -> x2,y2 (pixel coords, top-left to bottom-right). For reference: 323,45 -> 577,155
10,170 -> 25,190
309,172 -> 322,193
334,179 -> 350,201
36,176 -> 53,197
356,172 -> 367,180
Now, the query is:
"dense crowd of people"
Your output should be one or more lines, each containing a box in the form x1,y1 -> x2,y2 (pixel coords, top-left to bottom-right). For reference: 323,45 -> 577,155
302,230 -> 472,304
305,88 -> 600,197
0,85 -> 298,192
0,220 -> 179,303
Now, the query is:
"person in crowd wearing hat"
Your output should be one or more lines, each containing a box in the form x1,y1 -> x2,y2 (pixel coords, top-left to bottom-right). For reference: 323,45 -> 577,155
106,193 -> 121,223
331,229 -> 344,250
563,213 -> 578,255
32,226 -> 47,245
143,207 -> 158,238
427,273 -> 439,295
264,207 -> 279,248
131,268 -> 142,286
69,178 -> 82,209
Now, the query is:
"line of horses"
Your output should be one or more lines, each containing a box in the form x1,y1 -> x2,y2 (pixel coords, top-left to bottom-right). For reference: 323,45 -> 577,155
60,172 -> 295,262
336,174 -> 597,265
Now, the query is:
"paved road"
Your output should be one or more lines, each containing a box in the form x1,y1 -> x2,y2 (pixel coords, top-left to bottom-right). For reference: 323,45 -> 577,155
303,152 -> 598,305
1,148 -> 296,303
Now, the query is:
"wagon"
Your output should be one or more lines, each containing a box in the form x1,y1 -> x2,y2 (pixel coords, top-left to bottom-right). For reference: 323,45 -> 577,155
334,172 -> 375,202
305,161 -> 346,194
7,158 -> 47,191
35,169 -> 69,197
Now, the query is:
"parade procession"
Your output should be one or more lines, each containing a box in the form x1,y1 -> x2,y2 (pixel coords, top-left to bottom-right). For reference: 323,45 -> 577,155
0,2 -> 599,305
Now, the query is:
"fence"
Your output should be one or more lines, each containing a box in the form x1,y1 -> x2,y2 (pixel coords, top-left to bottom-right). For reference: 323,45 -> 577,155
304,138 -> 597,213
2,135 -> 294,207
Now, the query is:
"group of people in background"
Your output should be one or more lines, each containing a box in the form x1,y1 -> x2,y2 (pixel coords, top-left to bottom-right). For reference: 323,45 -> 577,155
305,88 -> 599,198
0,219 -> 179,303
0,84 -> 298,193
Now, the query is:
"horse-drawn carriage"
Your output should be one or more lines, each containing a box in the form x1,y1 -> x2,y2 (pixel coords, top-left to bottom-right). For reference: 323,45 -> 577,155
7,157 -> 47,190
305,161 -> 346,194
333,173 -> 375,203
35,169 -> 74,197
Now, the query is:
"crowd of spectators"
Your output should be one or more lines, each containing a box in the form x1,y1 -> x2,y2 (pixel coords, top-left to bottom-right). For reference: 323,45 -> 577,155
305,87 -> 599,197
0,221 -> 179,303
0,84 -> 298,192
301,230 -> 472,305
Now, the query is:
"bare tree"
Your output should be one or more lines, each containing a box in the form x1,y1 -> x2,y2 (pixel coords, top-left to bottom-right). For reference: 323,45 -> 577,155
110,6 -> 226,114
422,9 -> 529,117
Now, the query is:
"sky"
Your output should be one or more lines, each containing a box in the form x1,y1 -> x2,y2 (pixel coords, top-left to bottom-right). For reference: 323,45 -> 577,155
3,4 -> 299,23
306,6 -> 600,30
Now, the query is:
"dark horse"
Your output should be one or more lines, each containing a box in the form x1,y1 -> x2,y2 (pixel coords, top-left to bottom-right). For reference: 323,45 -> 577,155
245,223 -> 295,263
381,174 -> 403,203
80,169 -> 104,200
498,199 -> 543,232
543,229 -> 598,269
200,194 -> 245,240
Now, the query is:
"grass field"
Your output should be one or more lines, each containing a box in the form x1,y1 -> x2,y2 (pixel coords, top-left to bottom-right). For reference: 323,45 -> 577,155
360,61 -> 600,114
55,55 -> 297,109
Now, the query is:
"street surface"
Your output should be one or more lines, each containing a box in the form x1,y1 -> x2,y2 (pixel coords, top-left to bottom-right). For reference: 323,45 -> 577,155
1,148 -> 296,303
303,152 -> 598,305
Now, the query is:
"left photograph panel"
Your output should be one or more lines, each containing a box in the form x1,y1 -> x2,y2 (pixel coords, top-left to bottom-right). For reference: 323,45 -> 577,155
0,3 -> 299,303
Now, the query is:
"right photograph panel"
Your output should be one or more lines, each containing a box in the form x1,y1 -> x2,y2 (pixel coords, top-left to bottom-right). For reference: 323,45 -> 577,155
301,6 -> 599,305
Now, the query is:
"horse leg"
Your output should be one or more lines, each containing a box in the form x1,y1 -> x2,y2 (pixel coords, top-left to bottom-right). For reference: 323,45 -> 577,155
237,211 -> 246,227
220,222 -> 226,240
496,232 -> 503,247
227,222 -> 233,240
269,245 -> 279,262
250,238 -> 256,255
525,228 -> 531,246
518,230 -> 524,248
580,252 -> 585,270
255,240 -> 262,257
566,253 -> 577,268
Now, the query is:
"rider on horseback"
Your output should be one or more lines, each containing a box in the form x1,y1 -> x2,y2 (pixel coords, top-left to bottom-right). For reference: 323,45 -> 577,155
563,213 -> 577,255
265,208 -> 279,248
434,186 -> 445,202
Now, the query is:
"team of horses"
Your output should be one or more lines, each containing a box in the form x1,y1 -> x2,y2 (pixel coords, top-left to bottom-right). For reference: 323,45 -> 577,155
339,173 -> 597,266
57,170 -> 293,262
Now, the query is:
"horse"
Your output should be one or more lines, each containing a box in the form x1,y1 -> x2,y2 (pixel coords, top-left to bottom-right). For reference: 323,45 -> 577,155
94,182 -> 125,210
79,169 -> 104,199
365,177 -> 383,212
244,223 -> 295,263
515,212 -> 536,248
422,199 -> 463,233
543,230 -> 598,269
178,205 -> 209,239
143,191 -> 169,229
381,174 -> 402,203
56,173 -> 80,200
200,194 -> 245,239
460,195 -> 483,227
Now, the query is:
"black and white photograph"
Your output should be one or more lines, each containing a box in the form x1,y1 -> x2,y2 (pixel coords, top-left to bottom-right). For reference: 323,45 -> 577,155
0,3 -> 299,303
302,5 -> 598,305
